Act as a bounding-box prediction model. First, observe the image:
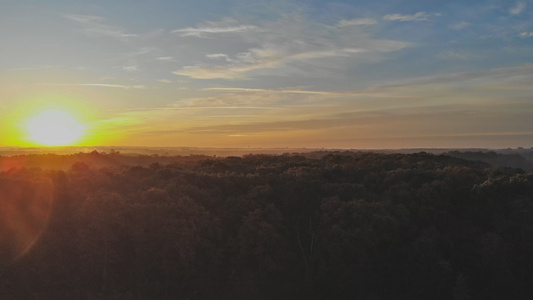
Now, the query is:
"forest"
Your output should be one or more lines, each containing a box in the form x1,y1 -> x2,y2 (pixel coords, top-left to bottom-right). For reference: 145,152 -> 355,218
1,150 -> 533,299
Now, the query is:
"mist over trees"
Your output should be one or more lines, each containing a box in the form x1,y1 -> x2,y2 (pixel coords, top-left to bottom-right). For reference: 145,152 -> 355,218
1,151 -> 533,299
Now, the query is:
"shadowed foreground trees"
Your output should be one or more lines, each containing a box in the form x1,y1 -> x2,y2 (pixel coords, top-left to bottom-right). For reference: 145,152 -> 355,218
1,152 -> 533,299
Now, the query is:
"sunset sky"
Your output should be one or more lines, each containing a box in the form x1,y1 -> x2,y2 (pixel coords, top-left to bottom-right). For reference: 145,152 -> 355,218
1,0 -> 532,149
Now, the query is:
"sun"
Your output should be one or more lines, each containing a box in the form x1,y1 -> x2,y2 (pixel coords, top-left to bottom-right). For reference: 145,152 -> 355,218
26,110 -> 86,146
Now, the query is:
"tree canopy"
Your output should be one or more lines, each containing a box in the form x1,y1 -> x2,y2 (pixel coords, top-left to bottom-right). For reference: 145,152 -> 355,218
1,151 -> 532,299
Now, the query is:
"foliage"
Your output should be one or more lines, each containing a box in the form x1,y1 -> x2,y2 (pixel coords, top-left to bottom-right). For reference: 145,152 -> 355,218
1,152 -> 532,299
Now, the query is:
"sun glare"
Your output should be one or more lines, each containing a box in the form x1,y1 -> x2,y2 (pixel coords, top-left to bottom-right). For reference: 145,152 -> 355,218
26,110 -> 86,146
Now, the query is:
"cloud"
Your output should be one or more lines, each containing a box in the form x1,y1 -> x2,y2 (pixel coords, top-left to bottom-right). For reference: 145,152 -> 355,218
64,14 -> 137,40
337,18 -> 377,27
172,18 -> 257,37
202,87 -> 400,99
510,2 -> 527,15
166,86 -> 402,114
437,50 -> 470,61
375,63 -> 533,89
174,64 -> 270,80
167,85 -> 360,111
172,94 -> 282,109
65,14 -> 102,23
520,32 -> 533,37
450,21 -> 471,30
41,83 -> 147,89
173,49 -> 339,79
383,12 -> 438,22
168,13 -> 411,80
79,83 -> 147,89
78,83 -> 132,88
90,60 -> 533,148
173,25 -> 257,37
169,106 -> 505,137
203,87 -> 333,95
122,65 -> 139,72
156,56 -> 177,62
8,65 -> 59,72
174,39 -> 408,80
173,47 -> 286,79
181,115 -> 365,134
206,53 -> 231,60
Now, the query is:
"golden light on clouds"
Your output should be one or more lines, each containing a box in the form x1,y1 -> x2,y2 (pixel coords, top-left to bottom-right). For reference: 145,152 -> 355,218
25,110 -> 86,146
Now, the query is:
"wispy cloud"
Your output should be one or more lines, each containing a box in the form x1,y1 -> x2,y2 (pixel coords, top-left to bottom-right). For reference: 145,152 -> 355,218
64,14 -> 101,24
437,50 -> 471,61
520,32 -> 533,37
336,18 -> 377,27
163,86 -> 403,115
180,115 -> 367,134
206,53 -> 231,61
81,61 -> 533,148
174,47 -> 401,78
172,18 -> 257,37
156,56 -> 177,62
173,25 -> 257,37
8,65 -> 59,72
169,106 -> 503,137
41,83 -> 147,89
510,2 -> 527,15
383,12 -> 439,22
374,63 -> 533,89
174,64 -> 270,80
122,65 -> 139,72
450,21 -> 471,30
173,48 -> 359,79
172,15 -> 409,80
204,87 -> 334,95
64,14 -> 137,40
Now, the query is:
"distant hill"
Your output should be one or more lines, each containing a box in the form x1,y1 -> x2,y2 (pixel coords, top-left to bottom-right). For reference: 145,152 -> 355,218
445,150 -> 533,172
2,146 -> 533,171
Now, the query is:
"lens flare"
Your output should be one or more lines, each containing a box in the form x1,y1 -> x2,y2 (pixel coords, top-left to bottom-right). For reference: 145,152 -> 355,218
0,178 -> 54,262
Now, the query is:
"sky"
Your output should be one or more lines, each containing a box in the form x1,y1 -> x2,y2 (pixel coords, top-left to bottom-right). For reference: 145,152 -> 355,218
1,0 -> 533,149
